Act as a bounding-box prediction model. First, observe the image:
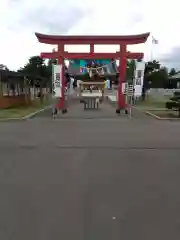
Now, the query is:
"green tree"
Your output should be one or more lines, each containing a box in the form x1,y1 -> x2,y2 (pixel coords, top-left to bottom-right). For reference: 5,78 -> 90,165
169,68 -> 176,76
46,59 -> 58,78
142,60 -> 161,100
150,67 -> 168,88
126,60 -> 136,83
0,64 -> 9,70
144,60 -> 160,75
18,56 -> 47,78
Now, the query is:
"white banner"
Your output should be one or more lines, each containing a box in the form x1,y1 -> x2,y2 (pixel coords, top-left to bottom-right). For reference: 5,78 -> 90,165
133,61 -> 145,97
52,64 -> 62,98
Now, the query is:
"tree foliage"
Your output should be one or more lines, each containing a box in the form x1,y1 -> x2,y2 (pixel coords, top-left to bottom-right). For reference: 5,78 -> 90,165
18,56 -> 48,78
4,55 -> 174,93
141,60 -> 169,100
169,68 -> 176,76
126,60 -> 136,83
0,64 -> 9,71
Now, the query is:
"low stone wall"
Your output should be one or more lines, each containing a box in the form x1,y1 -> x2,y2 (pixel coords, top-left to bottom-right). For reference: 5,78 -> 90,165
0,95 -> 30,109
149,88 -> 180,97
147,88 -> 179,101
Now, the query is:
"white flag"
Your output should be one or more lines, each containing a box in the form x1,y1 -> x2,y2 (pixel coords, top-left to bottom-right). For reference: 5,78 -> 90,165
152,36 -> 158,44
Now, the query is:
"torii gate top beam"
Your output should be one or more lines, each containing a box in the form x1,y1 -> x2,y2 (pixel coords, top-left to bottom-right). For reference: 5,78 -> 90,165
35,32 -> 150,45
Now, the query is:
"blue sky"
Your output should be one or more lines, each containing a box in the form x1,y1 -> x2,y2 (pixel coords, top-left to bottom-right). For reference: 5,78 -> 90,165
0,0 -> 180,70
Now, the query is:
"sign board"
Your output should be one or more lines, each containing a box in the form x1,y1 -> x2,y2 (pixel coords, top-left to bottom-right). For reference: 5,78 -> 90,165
122,83 -> 128,94
124,84 -> 134,96
133,61 -> 145,97
52,64 -> 62,98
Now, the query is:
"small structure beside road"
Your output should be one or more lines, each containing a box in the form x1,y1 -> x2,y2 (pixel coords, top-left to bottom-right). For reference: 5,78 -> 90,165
0,69 -> 49,108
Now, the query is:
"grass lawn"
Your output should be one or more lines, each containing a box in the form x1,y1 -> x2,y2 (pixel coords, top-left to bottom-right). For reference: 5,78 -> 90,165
135,97 -> 168,109
0,99 -> 53,119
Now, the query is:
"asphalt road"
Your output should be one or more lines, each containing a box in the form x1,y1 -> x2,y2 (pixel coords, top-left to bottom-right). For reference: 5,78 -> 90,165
1,106 -> 180,240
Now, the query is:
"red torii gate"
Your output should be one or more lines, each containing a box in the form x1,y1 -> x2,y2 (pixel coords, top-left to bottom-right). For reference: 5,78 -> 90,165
35,32 -> 150,113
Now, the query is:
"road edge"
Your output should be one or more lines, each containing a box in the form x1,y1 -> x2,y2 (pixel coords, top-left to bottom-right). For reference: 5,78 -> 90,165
0,104 -> 53,122
145,111 -> 180,120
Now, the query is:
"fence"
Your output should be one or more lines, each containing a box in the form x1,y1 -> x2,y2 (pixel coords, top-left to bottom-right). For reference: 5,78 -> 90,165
147,88 -> 180,100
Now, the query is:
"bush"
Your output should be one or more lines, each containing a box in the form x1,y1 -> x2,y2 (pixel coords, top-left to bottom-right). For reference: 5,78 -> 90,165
170,96 -> 180,101
173,91 -> 180,97
166,101 -> 180,109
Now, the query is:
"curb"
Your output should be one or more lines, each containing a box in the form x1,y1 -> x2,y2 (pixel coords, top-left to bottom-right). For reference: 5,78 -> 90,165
106,97 -> 134,119
22,104 -> 53,119
133,106 -> 166,111
0,104 -> 53,122
0,117 -> 25,122
136,108 -> 166,111
22,105 -> 52,119
106,96 -> 117,107
145,111 -> 180,120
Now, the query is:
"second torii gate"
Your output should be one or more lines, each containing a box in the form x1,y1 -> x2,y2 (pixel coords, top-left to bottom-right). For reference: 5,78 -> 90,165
35,32 -> 150,113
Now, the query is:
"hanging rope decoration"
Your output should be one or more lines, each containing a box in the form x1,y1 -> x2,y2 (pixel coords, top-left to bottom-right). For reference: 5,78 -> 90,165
51,48 -> 118,77
86,64 -> 105,77
78,60 -> 116,78
80,60 -> 117,77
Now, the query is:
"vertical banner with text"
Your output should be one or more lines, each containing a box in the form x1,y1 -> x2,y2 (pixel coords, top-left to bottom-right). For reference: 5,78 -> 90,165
52,64 -> 62,98
133,61 -> 145,97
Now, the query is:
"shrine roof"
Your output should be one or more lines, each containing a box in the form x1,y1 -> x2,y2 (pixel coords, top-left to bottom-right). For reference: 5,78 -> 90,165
35,32 -> 150,45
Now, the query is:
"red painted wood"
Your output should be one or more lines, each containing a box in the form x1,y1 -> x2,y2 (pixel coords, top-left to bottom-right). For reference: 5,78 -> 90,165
90,44 -> 94,53
118,44 -> 127,109
57,44 -> 65,110
40,51 -> 143,60
40,52 -> 58,59
36,32 -> 150,112
35,32 -> 150,45
126,52 -> 144,59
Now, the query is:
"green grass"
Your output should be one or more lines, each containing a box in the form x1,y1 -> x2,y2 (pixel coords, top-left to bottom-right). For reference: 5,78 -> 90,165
135,97 -> 168,109
0,99 -> 53,119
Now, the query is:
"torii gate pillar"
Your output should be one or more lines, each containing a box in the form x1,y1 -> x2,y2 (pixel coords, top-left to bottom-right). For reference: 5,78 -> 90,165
35,32 -> 150,113
57,44 -> 65,110
118,44 -> 127,112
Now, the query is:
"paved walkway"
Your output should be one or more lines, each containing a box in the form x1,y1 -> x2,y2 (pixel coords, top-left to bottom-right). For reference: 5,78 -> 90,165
33,97 -> 150,120
1,98 -> 180,240
35,102 -> 125,119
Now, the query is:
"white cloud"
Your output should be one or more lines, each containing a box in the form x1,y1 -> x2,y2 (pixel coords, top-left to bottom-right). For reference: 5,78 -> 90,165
0,0 -> 180,70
